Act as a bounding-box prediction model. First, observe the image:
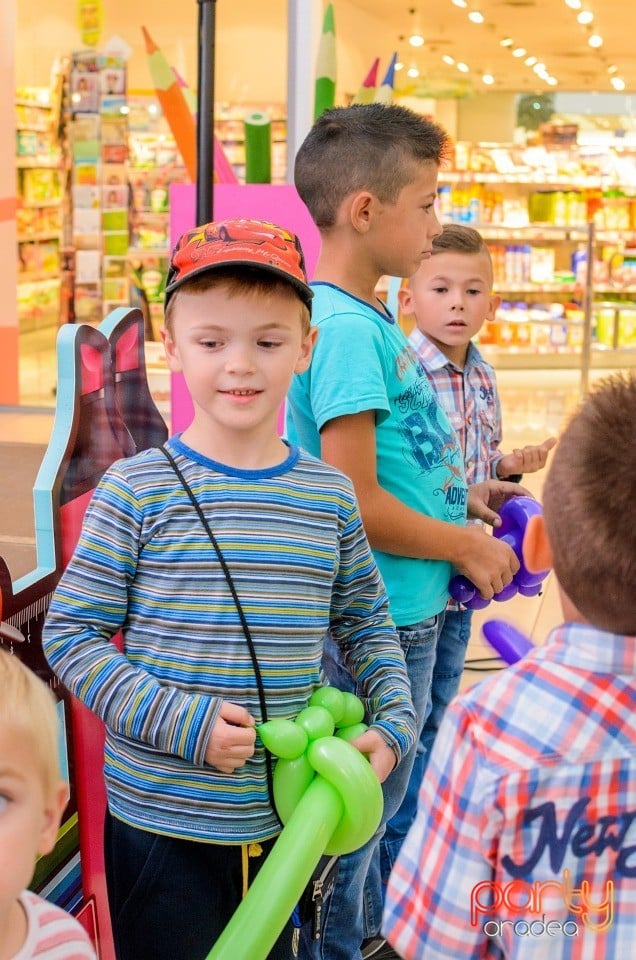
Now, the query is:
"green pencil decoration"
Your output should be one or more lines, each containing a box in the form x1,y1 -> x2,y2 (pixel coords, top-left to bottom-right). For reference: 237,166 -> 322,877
352,57 -> 379,105
374,53 -> 398,104
314,3 -> 336,120
244,110 -> 272,184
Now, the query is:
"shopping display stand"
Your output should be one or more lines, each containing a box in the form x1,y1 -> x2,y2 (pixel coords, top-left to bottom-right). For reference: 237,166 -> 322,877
0,307 -> 167,959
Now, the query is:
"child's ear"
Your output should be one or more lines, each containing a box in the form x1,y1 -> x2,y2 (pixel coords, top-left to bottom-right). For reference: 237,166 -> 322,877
398,286 -> 416,316
38,781 -> 69,857
487,293 -> 501,322
349,191 -> 376,233
294,326 -> 318,375
523,513 -> 553,574
161,326 -> 182,373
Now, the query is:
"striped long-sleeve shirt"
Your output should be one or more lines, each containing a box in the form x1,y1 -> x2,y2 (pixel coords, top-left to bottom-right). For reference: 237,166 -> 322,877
43,437 -> 416,843
383,623 -> 636,959
15,891 -> 96,959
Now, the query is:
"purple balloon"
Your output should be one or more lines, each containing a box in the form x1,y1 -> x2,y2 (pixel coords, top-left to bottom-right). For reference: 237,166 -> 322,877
493,581 -> 518,602
465,593 -> 491,610
482,619 -> 534,664
448,497 -> 548,611
449,575 -> 476,605
517,581 -> 543,598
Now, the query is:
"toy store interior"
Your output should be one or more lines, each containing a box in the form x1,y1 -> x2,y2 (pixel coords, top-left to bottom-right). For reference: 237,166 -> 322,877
0,1 -> 634,953
4,0 -> 636,695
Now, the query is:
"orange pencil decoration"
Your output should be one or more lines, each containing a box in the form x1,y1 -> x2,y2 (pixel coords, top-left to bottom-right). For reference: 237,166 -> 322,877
171,65 -> 238,184
141,26 -> 197,182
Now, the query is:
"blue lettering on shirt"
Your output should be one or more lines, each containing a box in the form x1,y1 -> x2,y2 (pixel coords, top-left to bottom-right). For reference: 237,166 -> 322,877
501,799 -> 636,878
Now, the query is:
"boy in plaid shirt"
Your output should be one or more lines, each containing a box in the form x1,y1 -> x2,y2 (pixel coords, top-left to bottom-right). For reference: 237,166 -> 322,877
382,224 -> 556,883
384,372 -> 636,958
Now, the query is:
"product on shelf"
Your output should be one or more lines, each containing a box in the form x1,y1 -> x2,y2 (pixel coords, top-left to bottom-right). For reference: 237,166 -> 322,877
437,139 -> 636,369
15,79 -> 67,333
69,49 -> 130,322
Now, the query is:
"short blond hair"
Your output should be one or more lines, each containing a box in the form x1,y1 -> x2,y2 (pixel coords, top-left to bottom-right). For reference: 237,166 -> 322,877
164,268 -> 312,337
0,648 -> 62,799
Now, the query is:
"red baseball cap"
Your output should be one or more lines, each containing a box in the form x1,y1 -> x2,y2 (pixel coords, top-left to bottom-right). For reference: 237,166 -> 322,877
165,218 -> 313,311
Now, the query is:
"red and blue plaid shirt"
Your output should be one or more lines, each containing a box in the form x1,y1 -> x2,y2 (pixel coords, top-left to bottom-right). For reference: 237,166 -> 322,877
409,329 -> 503,485
383,622 -> 636,959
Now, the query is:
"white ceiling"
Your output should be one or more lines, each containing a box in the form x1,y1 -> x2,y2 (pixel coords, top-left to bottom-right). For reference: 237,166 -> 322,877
348,0 -> 634,96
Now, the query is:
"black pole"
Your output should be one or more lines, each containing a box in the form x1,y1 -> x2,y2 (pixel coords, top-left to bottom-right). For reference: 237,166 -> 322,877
196,0 -> 216,224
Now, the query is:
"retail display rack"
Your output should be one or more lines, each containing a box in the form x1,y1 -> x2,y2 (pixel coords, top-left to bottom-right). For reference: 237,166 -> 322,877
435,141 -> 636,372
15,67 -> 67,334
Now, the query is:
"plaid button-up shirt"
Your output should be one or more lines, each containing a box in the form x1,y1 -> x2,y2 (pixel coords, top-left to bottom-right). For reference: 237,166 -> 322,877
409,328 -> 504,485
384,622 -> 636,959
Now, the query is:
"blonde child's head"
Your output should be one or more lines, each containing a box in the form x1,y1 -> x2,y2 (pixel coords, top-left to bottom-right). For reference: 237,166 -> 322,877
0,649 -> 62,801
0,648 -> 68,915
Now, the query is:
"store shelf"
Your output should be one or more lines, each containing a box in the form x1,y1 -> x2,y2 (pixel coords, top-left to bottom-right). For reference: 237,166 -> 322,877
19,199 -> 61,209
482,346 -> 636,370
18,271 -> 61,285
16,157 -> 61,169
18,232 -> 61,243
128,246 -> 170,258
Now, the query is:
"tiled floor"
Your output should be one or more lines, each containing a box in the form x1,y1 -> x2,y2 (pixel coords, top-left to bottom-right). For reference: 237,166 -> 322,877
0,360 -> 624,682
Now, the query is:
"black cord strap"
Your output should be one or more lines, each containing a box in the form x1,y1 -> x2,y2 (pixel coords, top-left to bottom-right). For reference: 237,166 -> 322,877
159,445 -> 281,824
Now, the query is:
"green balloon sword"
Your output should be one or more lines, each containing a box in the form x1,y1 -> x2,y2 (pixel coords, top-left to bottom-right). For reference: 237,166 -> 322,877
205,687 -> 384,960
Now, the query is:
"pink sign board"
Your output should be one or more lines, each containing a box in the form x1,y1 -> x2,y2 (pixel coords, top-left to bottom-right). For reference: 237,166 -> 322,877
168,183 -> 321,432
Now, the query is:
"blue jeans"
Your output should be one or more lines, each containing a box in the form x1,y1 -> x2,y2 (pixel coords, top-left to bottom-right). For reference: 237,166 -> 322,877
298,616 -> 441,960
380,606 -> 473,883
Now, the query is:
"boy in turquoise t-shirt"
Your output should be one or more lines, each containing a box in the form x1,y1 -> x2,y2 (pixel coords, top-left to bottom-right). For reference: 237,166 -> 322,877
287,104 -> 524,960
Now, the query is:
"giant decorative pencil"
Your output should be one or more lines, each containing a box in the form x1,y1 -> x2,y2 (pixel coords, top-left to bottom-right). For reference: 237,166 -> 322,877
171,66 -> 197,114
171,65 -> 238,184
314,3 -> 336,120
374,53 -> 398,104
352,57 -> 379,105
141,26 -> 197,182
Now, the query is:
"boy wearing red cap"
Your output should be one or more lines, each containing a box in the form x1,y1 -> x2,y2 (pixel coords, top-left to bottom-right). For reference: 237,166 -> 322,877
43,220 -> 416,960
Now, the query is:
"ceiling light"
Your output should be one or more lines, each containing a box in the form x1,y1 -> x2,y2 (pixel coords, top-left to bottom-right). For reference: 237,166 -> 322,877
512,47 -> 527,57
452,0 -> 468,7
395,60 -> 404,71
588,34 -> 603,47
482,73 -> 494,84
468,10 -> 485,23
546,77 -> 558,86
564,0 -> 581,8
577,10 -> 593,24
500,37 -> 514,47
607,64 -> 618,74
533,62 -> 546,74
457,61 -> 470,72
611,76 -> 626,90
407,65 -> 420,78
407,8 -> 424,48
524,56 -> 537,66
442,54 -> 455,65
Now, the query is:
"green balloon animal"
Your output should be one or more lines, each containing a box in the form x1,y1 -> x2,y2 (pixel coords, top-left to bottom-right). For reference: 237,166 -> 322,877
205,686 -> 384,960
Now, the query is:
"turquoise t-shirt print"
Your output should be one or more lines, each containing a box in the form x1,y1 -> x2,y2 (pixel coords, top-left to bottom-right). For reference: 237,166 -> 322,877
287,283 -> 467,625
394,351 -> 467,524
